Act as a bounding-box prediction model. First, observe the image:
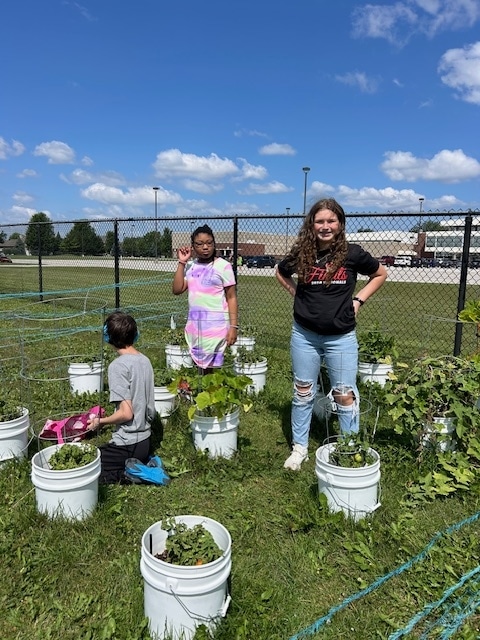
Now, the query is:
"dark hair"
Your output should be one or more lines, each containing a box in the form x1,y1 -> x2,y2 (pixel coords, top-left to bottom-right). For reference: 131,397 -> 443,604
191,224 -> 216,245
104,312 -> 138,348
288,198 -> 348,285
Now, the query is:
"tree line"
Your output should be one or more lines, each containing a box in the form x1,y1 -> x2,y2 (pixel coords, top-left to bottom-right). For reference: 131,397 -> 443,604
2,212 -> 173,257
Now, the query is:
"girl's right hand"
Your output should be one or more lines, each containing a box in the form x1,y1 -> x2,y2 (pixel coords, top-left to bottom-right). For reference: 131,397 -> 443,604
177,245 -> 191,263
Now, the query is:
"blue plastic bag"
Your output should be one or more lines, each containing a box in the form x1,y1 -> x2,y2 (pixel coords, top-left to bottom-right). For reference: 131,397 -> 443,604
124,456 -> 170,486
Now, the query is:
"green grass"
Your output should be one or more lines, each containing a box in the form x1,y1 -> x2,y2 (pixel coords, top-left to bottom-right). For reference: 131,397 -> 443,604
1,268 -> 480,639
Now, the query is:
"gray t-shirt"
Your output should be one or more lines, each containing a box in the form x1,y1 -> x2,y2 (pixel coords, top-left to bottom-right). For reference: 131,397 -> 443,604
108,352 -> 155,446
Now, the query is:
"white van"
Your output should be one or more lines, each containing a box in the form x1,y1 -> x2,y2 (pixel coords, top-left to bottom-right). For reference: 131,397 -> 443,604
394,254 -> 412,267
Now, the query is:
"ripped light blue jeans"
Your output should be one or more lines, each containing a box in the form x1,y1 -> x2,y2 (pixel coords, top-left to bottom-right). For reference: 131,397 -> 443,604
290,321 -> 359,447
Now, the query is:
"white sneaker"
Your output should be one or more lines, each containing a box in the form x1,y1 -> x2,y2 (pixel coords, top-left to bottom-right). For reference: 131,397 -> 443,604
284,444 -> 309,471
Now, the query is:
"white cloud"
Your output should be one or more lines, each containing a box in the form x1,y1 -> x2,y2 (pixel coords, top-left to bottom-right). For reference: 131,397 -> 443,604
258,143 -> 296,156
81,155 -> 94,166
16,169 -> 38,178
153,149 -> 239,181
352,1 -> 480,44
239,181 -> 293,195
438,41 -> 480,105
381,149 -> 480,182
335,72 -> 380,93
33,141 -> 76,164
351,3 -> 417,44
234,128 -> 268,138
11,205 -> 46,220
12,192 -> 34,204
81,183 -> 182,206
0,137 -> 25,160
61,168 -> 124,186
238,159 -> 268,180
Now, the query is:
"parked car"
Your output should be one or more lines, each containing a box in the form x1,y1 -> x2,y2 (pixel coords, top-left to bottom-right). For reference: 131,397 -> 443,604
392,255 -> 412,267
0,254 -> 12,264
439,259 -> 459,268
379,255 -> 395,266
246,255 -> 276,268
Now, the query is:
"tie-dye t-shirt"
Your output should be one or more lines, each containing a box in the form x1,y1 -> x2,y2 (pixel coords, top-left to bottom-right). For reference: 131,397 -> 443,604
184,257 -> 236,368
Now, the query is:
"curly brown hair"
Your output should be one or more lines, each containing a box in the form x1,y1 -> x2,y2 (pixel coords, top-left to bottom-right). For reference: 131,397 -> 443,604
286,198 -> 348,285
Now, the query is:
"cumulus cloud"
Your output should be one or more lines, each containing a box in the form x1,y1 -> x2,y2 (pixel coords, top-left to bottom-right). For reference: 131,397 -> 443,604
81,183 -> 182,206
81,155 -> 94,166
438,41 -> 480,104
258,143 -> 296,156
0,137 -> 25,160
33,141 -> 76,164
182,180 -> 224,194
351,3 -> 417,44
381,149 -> 480,182
16,169 -> 37,178
153,149 -> 239,181
335,72 -> 380,93
238,159 -> 268,180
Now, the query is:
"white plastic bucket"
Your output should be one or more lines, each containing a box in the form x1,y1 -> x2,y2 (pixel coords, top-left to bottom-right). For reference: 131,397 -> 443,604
140,515 -> 232,640
230,336 -> 255,356
315,443 -> 381,521
421,417 -> 456,452
154,387 -> 177,418
68,362 -> 104,394
358,362 -> 393,387
31,443 -> 101,520
233,358 -> 267,394
165,345 -> 193,371
191,408 -> 240,459
0,408 -> 30,464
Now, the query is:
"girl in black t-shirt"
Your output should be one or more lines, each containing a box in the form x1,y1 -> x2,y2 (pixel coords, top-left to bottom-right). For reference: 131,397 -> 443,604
276,198 -> 387,471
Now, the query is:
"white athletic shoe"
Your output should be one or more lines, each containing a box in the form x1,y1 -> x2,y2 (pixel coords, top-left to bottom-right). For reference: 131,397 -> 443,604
283,444 -> 309,471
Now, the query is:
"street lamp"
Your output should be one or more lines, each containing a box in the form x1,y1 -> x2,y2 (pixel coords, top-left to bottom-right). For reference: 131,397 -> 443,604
153,187 -> 159,261
285,207 -> 290,254
302,167 -> 310,215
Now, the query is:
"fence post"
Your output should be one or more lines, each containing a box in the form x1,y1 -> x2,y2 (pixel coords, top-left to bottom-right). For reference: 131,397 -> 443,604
37,223 -> 43,302
232,216 -> 239,280
113,220 -> 120,309
453,211 -> 473,356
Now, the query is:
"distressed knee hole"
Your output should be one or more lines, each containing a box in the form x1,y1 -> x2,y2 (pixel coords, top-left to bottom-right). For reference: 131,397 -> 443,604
294,379 -> 315,402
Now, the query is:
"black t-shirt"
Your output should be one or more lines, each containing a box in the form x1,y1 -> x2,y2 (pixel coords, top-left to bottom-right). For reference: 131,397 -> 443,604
277,243 -> 379,335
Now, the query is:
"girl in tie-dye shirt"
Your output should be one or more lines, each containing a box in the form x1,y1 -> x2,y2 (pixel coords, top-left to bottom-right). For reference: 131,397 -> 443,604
172,225 -> 238,371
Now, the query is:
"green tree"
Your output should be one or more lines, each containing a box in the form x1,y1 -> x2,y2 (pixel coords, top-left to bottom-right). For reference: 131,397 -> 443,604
410,221 -> 443,232
8,233 -> 26,255
0,231 -> 6,243
62,222 -> 105,255
160,227 -> 173,257
25,212 -> 56,255
104,230 -> 115,255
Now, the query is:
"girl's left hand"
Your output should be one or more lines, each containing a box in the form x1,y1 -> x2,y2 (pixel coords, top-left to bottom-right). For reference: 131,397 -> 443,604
226,326 -> 237,346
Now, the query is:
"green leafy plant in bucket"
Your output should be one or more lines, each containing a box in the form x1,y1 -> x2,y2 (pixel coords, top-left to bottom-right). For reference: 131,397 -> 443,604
168,367 -> 253,420
49,443 -> 97,470
357,323 -> 398,365
0,399 -> 24,422
329,432 -> 376,468
156,518 -> 222,566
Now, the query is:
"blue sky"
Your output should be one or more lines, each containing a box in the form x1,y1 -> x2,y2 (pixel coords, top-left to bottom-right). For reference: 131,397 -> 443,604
1,0 -> 480,227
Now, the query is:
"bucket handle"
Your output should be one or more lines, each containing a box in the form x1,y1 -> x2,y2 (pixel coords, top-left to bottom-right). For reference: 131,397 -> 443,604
168,585 -> 231,622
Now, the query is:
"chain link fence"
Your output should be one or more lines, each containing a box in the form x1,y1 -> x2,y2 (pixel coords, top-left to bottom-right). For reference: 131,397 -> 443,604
2,209 -> 480,360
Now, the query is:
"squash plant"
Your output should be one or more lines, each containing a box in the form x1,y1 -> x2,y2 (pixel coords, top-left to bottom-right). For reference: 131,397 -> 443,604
234,344 -> 267,366
156,517 -> 223,566
357,323 -> 398,365
168,367 -> 253,420
328,432 -> 376,468
385,356 -> 480,499
0,398 -> 24,422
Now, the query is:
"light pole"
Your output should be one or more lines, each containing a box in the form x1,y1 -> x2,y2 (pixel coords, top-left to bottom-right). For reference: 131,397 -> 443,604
153,187 -> 159,261
302,167 -> 310,215
285,207 -> 290,254
418,197 -> 425,258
